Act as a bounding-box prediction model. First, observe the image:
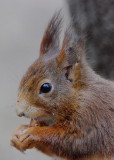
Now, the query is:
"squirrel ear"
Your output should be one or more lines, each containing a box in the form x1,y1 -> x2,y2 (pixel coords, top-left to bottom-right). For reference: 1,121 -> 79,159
40,11 -> 62,55
57,27 -> 85,67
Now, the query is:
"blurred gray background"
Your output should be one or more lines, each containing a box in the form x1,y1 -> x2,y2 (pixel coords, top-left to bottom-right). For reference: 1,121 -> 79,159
0,0 -> 66,159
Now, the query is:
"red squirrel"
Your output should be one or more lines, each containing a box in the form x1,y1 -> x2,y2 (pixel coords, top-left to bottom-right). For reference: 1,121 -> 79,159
11,13 -> 114,160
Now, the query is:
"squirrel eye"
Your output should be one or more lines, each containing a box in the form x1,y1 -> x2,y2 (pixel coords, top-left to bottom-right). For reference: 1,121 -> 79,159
40,83 -> 52,94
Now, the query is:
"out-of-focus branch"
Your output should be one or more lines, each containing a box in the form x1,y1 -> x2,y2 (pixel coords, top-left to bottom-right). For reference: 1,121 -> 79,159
66,0 -> 114,80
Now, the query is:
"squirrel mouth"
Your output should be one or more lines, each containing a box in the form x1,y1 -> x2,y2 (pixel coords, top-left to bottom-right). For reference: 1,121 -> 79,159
30,118 -> 41,127
30,118 -> 48,127
29,112 -> 55,127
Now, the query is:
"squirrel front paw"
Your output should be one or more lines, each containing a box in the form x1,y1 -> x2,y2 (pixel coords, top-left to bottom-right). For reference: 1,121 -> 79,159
10,125 -> 40,152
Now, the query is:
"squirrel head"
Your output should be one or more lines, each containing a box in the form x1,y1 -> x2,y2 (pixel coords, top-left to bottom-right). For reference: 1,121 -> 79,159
16,12 -> 88,124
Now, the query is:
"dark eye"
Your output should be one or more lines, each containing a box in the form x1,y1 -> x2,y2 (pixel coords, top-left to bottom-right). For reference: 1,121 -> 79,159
40,83 -> 52,94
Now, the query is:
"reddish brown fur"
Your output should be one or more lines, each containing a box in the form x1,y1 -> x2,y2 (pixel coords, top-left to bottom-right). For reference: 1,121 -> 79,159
11,13 -> 114,160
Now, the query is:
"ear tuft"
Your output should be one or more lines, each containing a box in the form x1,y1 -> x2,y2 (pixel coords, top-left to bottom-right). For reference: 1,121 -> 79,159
40,11 -> 63,55
57,25 -> 86,67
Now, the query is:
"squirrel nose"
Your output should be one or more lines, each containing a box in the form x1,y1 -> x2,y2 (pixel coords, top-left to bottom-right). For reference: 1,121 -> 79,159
16,99 -> 28,117
17,112 -> 25,117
